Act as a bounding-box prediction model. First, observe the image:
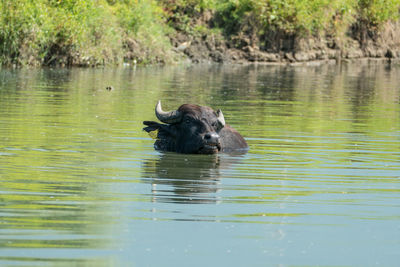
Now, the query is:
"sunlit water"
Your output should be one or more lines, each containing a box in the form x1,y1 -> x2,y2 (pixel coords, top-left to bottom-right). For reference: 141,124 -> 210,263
0,62 -> 399,266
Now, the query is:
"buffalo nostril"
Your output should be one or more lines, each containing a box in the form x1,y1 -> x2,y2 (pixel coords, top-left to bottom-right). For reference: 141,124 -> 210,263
204,133 -> 220,144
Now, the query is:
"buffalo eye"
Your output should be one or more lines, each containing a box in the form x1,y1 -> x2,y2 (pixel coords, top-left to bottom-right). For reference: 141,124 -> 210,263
184,118 -> 191,125
212,121 -> 222,130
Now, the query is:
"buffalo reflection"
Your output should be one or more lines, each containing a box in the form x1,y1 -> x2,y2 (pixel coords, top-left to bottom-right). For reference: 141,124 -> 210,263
142,153 -> 228,204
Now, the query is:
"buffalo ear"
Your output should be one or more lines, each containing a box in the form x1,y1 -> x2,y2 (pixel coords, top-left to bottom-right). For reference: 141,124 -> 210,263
143,121 -> 176,139
216,109 -> 225,129
143,121 -> 161,133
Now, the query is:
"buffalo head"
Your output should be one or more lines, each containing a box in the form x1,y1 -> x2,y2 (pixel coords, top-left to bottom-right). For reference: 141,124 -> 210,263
143,101 -> 248,154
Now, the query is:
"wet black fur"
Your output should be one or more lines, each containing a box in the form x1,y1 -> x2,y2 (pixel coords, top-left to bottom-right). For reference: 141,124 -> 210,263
143,104 -> 248,154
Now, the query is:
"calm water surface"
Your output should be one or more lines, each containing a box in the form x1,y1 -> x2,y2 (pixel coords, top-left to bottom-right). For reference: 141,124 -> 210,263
0,62 -> 399,266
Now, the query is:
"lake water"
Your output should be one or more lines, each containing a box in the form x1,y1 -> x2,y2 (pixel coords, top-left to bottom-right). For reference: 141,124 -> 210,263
0,62 -> 399,266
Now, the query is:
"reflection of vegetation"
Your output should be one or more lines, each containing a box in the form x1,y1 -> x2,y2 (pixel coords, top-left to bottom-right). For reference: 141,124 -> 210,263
0,256 -> 114,267
0,63 -> 399,264
0,69 -> 129,265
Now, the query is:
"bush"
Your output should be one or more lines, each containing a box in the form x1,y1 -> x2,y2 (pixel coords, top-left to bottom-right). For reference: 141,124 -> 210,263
213,0 -> 359,36
358,0 -> 400,27
0,0 -> 175,66
113,0 -> 175,64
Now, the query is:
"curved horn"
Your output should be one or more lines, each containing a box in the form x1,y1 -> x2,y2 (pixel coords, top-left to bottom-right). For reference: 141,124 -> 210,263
155,100 -> 182,124
216,109 -> 225,128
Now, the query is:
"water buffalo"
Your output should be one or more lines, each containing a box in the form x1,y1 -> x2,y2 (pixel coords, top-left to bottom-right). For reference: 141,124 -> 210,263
143,101 -> 248,154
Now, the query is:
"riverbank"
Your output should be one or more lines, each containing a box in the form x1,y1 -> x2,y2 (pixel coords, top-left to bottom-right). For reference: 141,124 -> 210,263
170,18 -> 400,65
1,1 -> 399,67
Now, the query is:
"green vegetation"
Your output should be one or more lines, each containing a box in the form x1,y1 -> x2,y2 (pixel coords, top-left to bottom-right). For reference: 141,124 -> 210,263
0,0 -> 175,66
214,0 -> 357,35
358,0 -> 400,26
0,0 -> 399,66
1,0 -> 121,66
